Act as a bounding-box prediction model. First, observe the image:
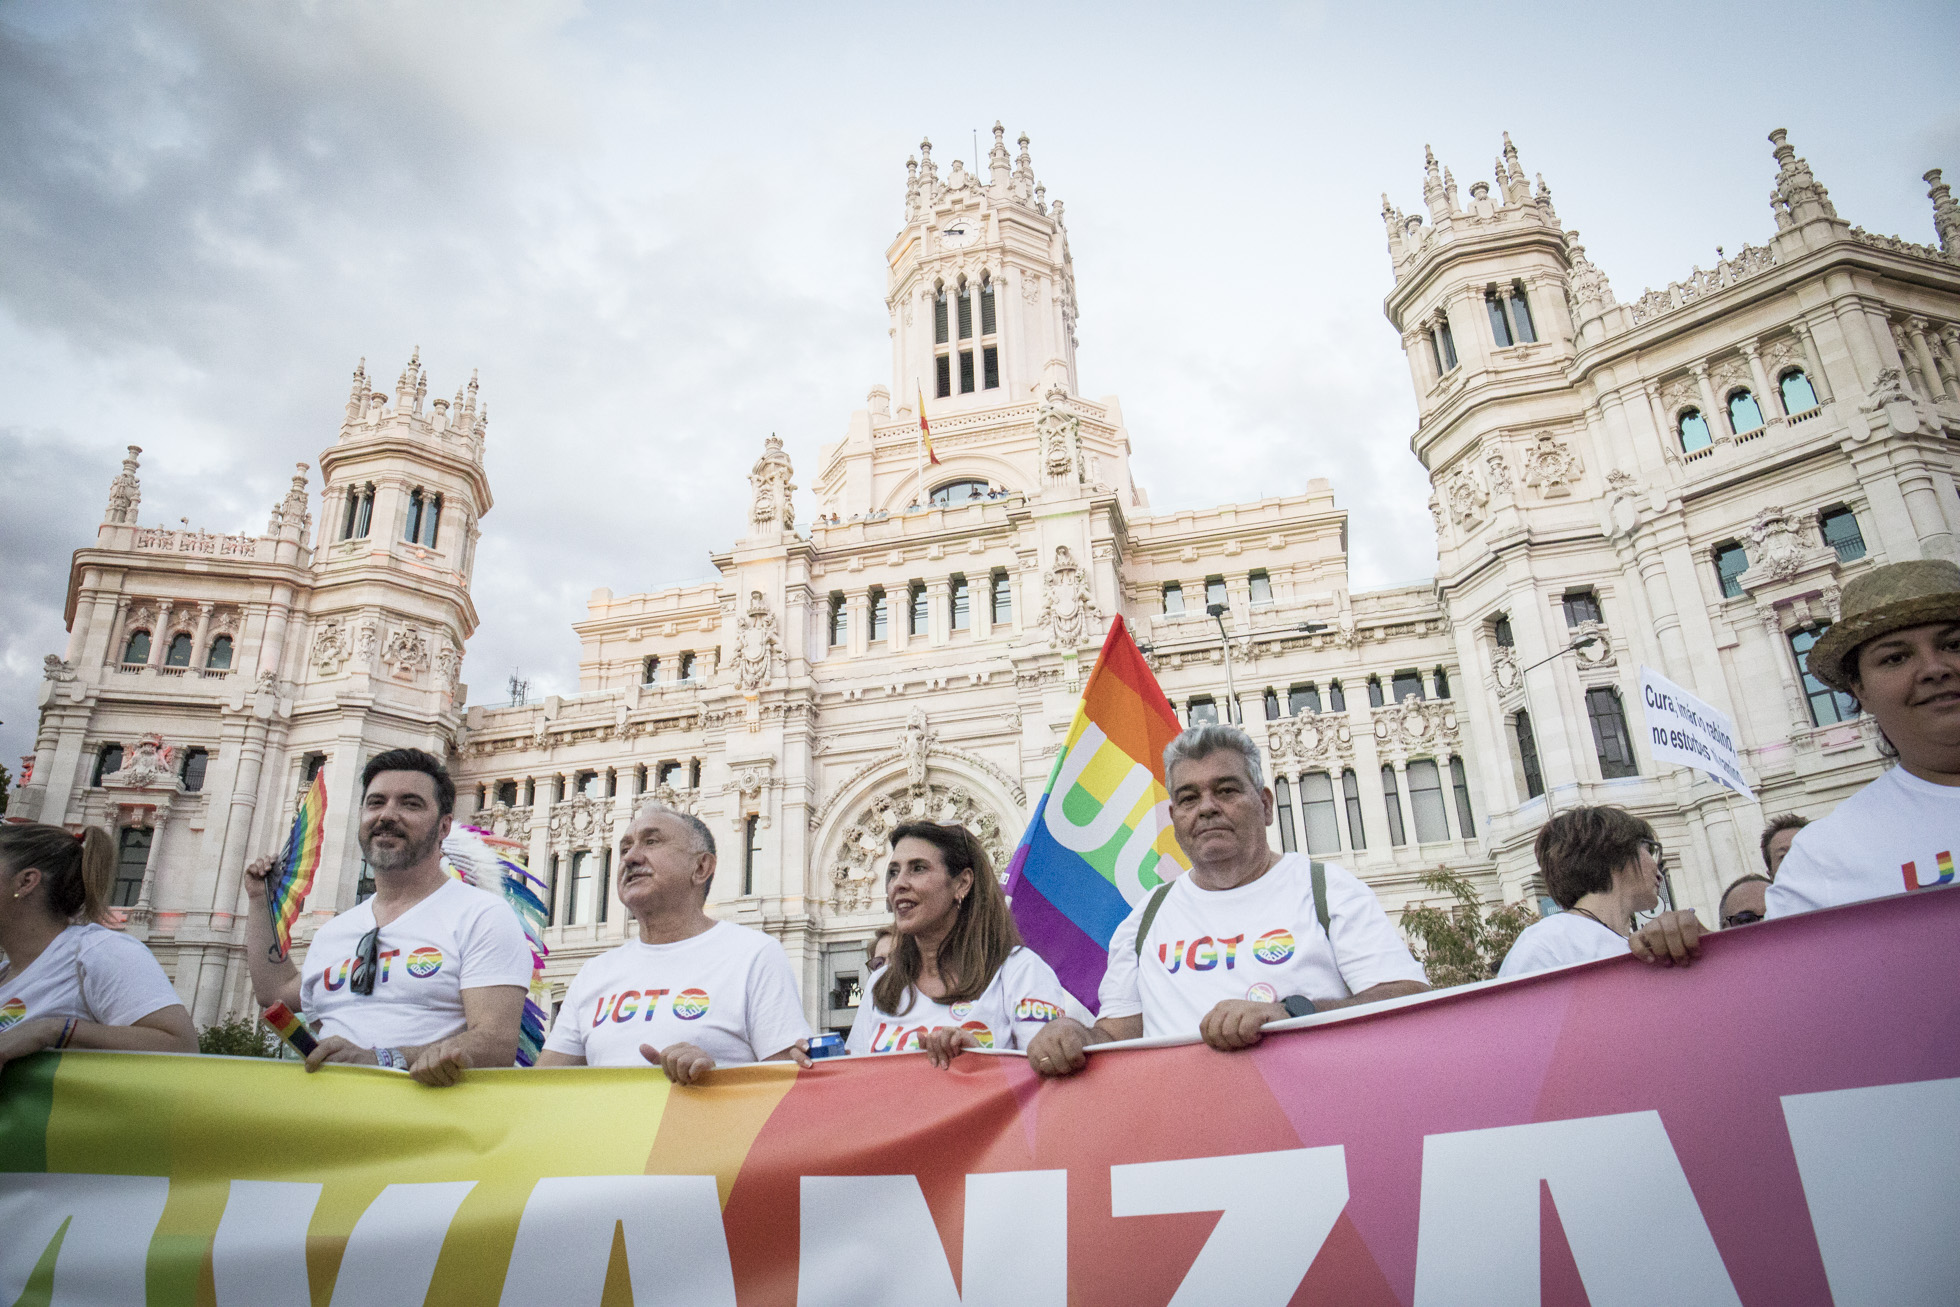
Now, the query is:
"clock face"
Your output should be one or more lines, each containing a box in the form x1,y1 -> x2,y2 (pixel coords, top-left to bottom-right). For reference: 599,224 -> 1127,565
938,218 -> 980,249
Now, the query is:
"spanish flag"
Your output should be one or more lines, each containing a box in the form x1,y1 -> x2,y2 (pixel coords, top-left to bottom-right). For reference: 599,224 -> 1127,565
917,384 -> 942,465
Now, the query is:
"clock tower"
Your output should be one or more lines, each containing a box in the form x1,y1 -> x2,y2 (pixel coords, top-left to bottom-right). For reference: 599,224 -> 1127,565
887,123 -> 1079,412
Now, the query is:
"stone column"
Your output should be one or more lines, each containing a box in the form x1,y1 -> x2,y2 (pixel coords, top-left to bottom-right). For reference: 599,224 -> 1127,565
1825,296 -> 1883,391
1691,363 -> 1724,438
1759,607 -> 1811,735
191,602 -> 215,669
1907,318 -> 1948,402
1891,322 -> 1929,398
1742,342 -> 1777,425
134,800 -> 172,916
1938,326 -> 1960,403
147,602 -> 171,668
846,588 -> 868,657
1792,320 -> 1833,404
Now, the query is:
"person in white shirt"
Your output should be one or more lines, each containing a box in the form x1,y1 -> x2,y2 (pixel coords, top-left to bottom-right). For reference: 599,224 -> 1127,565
247,749 -> 531,1086
1497,806 -> 1661,978
537,803 -> 810,1082
1634,560 -> 1960,966
0,821 -> 197,1071
846,821 -> 1070,1068
1026,724 -> 1430,1076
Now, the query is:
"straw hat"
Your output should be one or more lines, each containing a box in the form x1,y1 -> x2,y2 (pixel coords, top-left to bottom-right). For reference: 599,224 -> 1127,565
1806,559 -> 1960,693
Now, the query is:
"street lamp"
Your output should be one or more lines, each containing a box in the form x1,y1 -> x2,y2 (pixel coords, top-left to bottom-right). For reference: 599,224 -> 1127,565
1517,634 -> 1600,820
1206,603 -> 1239,723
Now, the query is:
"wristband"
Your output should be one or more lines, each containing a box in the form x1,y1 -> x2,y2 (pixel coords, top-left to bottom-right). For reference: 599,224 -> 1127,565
375,1046 -> 406,1071
1280,995 -> 1317,1019
55,1016 -> 79,1049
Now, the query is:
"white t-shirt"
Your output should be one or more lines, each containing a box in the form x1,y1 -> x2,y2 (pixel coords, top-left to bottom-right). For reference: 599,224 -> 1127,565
1099,854 -> 1428,1040
845,945 -> 1070,1056
543,921 -> 811,1069
1769,767 -> 1960,917
0,924 -> 186,1032
1496,910 -> 1627,978
298,877 -> 533,1052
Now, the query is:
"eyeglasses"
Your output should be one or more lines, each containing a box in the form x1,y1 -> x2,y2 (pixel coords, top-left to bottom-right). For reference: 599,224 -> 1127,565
349,926 -> 381,996
1639,839 -> 1666,869
1722,909 -> 1765,928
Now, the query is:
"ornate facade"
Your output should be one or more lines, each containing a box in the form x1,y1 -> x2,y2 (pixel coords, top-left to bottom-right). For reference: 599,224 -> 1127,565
24,125 -> 1960,1032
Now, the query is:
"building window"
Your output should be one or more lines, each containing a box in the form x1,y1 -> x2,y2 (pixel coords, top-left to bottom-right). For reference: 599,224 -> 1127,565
1381,766 -> 1408,846
1780,368 -> 1819,415
950,576 -> 970,630
868,588 -> 888,641
112,828 -> 149,907
1327,680 -> 1346,712
934,354 -> 951,400
1162,582 -> 1185,615
980,273 -> 997,332
1341,769 -> 1367,849
1289,684 -> 1321,716
405,489 -> 425,544
164,633 -> 194,667
1486,290 -> 1514,348
205,635 -> 233,669
122,631 -> 151,664
1508,284 -> 1537,343
341,483 -> 375,540
743,814 -> 760,896
1515,710 -> 1544,799
1274,778 -> 1298,853
1449,757 -> 1476,836
1300,771 -> 1341,855
828,594 -> 847,647
420,494 -> 442,547
179,747 -> 209,793
930,479 -> 990,506
1492,614 -> 1515,647
1562,590 -> 1602,627
545,855 -> 559,926
1391,669 -> 1425,703
1679,409 -> 1713,453
983,347 -> 999,390
1263,688 -> 1281,719
679,652 -> 697,682
575,770 -> 599,799
957,280 -> 973,339
1367,676 -> 1385,708
1248,570 -> 1273,606
1205,576 -> 1227,609
1728,389 -> 1764,434
92,744 -> 124,787
1790,626 -> 1860,725
1714,543 -> 1750,599
302,753 -> 326,786
1434,666 -> 1452,698
596,849 -> 611,924
564,851 -> 592,925
496,781 -> 518,806
1586,687 -> 1639,778
642,656 -> 660,684
689,758 -> 702,788
934,283 -> 949,345
1407,759 -> 1450,843
908,583 -> 928,637
1820,507 -> 1866,562
1188,697 -> 1219,725
1431,314 -> 1458,372
959,349 -> 975,394
991,571 -> 1012,625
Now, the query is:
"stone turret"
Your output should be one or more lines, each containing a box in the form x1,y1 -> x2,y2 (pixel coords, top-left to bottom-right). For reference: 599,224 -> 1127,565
104,445 -> 142,525
1927,169 -> 1960,255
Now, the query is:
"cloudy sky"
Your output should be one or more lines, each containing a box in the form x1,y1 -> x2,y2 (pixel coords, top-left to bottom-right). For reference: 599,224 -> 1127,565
3,0 -> 1955,778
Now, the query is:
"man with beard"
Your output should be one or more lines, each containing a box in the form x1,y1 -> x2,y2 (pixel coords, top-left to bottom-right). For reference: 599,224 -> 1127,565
246,748 -> 530,1086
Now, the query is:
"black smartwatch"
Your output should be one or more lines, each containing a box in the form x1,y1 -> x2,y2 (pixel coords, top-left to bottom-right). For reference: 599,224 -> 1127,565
1280,994 -> 1317,1019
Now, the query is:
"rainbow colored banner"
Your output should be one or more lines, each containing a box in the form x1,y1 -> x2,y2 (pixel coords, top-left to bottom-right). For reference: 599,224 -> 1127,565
267,770 -> 326,958
1005,615 -> 1189,1010
3,888 -> 1958,1305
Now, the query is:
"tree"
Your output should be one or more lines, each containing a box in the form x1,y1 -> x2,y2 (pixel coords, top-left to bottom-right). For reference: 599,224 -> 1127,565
198,1015 -> 282,1058
0,762 -> 11,816
1400,866 -> 1539,988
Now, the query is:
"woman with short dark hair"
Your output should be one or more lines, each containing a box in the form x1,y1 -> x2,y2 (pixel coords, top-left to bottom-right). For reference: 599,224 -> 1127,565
846,822 -> 1070,1068
1497,806 -> 1661,977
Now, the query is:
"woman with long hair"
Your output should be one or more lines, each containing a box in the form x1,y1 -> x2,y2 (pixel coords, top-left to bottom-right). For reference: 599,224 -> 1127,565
846,822 -> 1069,1068
0,821 -> 197,1071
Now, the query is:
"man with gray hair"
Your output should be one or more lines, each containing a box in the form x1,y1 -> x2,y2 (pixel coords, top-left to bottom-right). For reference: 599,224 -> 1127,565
1026,723 -> 1429,1076
534,802 -> 811,1081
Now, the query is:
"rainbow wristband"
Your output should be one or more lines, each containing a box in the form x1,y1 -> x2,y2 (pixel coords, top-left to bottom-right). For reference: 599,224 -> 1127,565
55,1017 -> 79,1050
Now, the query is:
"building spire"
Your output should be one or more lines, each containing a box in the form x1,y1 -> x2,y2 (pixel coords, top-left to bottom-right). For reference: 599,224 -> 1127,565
1534,172 -> 1558,225
1501,130 -> 1528,202
905,154 -> 920,219
1767,128 -> 1837,226
346,357 -> 368,422
103,445 -> 142,525
1013,130 -> 1035,202
988,120 -> 1011,189
1422,145 -> 1448,221
1926,168 -> 1960,254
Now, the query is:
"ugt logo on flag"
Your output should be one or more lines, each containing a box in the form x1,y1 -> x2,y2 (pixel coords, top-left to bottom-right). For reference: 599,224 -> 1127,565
1005,616 -> 1191,1010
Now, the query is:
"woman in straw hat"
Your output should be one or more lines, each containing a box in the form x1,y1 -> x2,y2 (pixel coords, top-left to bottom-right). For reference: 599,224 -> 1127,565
1634,559 -> 1960,964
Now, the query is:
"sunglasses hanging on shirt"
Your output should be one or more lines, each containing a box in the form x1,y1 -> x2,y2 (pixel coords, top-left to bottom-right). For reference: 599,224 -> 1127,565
349,926 -> 381,996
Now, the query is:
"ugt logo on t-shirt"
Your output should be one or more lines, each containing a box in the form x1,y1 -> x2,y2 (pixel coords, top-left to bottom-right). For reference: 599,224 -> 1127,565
1902,851 -> 1956,892
1156,928 -> 1296,974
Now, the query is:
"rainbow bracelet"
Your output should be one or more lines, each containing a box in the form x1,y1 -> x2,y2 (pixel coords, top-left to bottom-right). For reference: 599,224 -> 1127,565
55,1017 -> 79,1050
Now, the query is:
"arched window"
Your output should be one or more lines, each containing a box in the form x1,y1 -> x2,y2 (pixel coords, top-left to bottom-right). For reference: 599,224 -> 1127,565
205,635 -> 233,669
979,272 -> 999,390
122,630 -> 152,664
933,281 -> 949,345
420,493 -> 442,547
164,633 -> 194,667
405,489 -> 425,544
1678,408 -> 1712,453
1727,389 -> 1764,434
955,278 -> 976,394
92,744 -> 124,786
929,479 -> 991,506
341,483 -> 374,539
1780,368 -> 1819,415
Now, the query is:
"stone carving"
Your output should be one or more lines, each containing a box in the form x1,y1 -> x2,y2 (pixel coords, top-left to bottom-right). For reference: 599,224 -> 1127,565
1021,273 -> 1040,303
434,640 -> 461,694
898,707 -> 936,790
1569,620 -> 1617,668
828,780 -> 1009,914
1821,584 -> 1843,622
1629,243 -> 1779,325
1034,386 -> 1086,484
1604,469 -> 1642,540
381,625 -> 431,679
726,764 -> 771,828
42,656 -> 75,682
1657,376 -> 1700,416
311,619 -> 351,672
1747,507 -> 1809,583
649,779 -> 698,816
271,464 -> 310,535
733,591 -> 781,692
1563,234 -> 1615,314
105,733 -> 175,789
1333,611 -> 1359,650
255,668 -> 278,696
548,793 -> 608,846
1371,696 -> 1461,759
477,803 -> 527,841
1492,645 -> 1522,693
1427,494 -> 1445,534
1519,431 -> 1583,497
1266,712 -> 1354,768
748,434 -> 796,532
1038,545 -> 1101,648
1486,448 -> 1514,494
105,446 -> 142,524
353,623 -> 379,664
1443,467 -> 1489,527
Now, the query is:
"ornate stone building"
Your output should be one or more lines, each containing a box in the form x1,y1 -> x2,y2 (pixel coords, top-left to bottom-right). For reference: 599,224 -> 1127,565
22,125 -> 1960,1033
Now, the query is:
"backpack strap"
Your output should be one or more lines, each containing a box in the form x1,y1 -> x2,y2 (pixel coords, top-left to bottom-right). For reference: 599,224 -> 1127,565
1310,860 -> 1331,938
1133,880 -> 1175,959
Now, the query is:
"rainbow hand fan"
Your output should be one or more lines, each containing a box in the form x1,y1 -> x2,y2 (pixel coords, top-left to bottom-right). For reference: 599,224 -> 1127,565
442,825 -> 552,1066
266,770 -> 326,961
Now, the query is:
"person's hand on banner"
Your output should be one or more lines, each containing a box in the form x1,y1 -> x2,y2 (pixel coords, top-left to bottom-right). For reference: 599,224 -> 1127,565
1026,1017 -> 1096,1077
1630,909 -> 1707,966
304,1036 -> 380,1072
407,1040 -> 473,1088
643,1041 -> 716,1085
922,1025 -> 979,1069
1199,999 -> 1289,1050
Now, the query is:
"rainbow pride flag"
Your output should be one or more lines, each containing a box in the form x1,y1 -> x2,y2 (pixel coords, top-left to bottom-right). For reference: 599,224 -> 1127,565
266,770 -> 326,958
442,826 -> 552,1066
1005,615 -> 1190,1010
